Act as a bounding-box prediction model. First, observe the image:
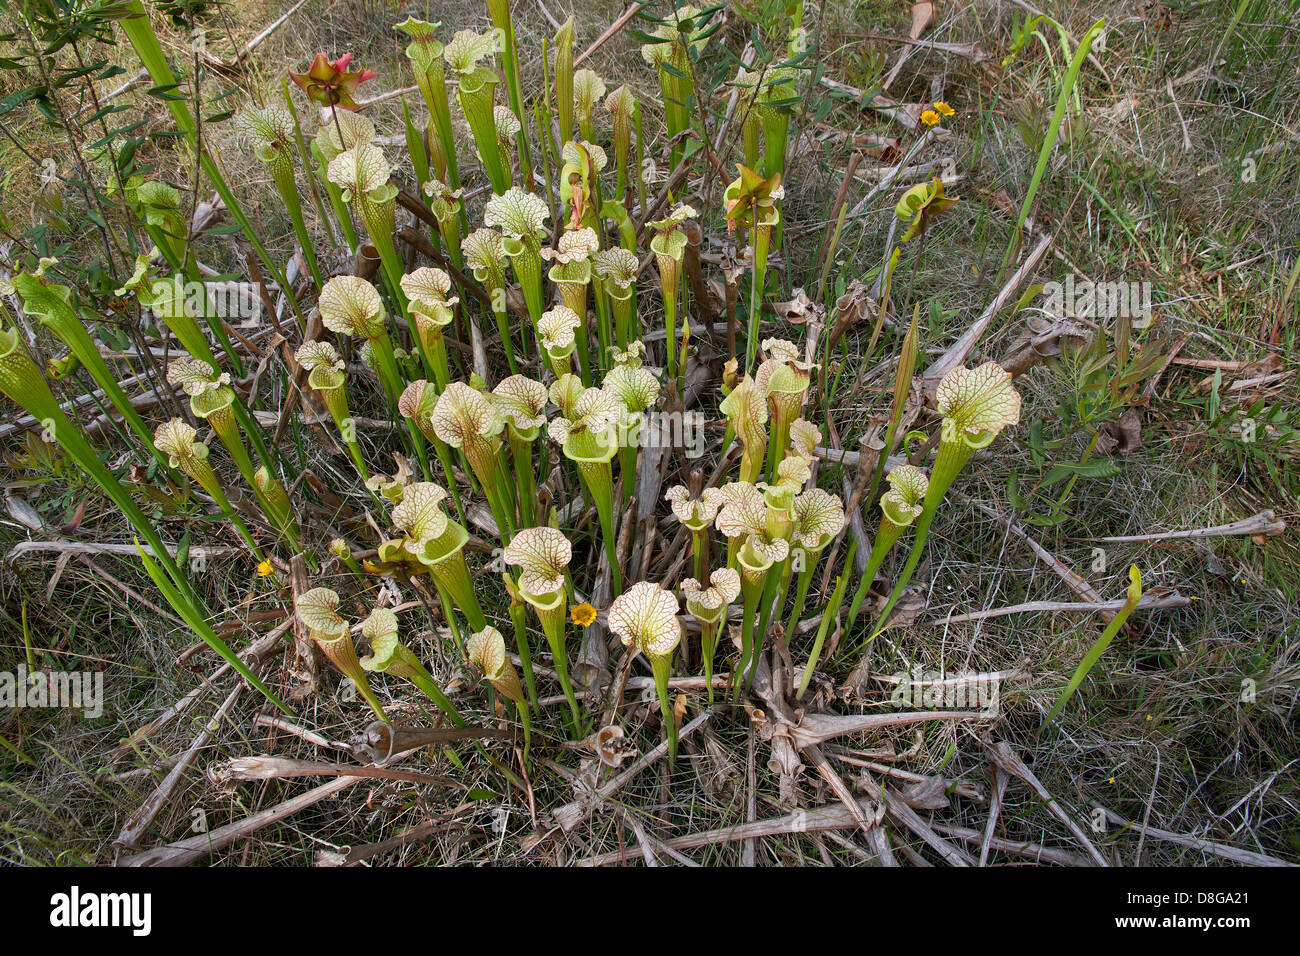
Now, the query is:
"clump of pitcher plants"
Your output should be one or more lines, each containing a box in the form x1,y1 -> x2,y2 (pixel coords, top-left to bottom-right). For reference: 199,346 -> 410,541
0,2 -> 1034,788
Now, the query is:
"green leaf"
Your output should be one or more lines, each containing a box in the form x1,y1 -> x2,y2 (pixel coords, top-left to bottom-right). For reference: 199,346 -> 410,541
145,83 -> 187,102
1028,419 -> 1045,469
1025,511 -> 1070,528
1041,459 -> 1121,487
1006,470 -> 1025,509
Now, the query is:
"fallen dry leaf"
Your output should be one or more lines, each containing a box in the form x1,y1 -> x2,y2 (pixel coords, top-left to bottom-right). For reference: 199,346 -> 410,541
909,1 -> 937,41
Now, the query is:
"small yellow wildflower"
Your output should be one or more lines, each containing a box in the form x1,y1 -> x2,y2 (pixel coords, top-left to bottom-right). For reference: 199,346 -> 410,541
571,603 -> 597,627
920,109 -> 941,127
933,101 -> 955,116
257,559 -> 274,577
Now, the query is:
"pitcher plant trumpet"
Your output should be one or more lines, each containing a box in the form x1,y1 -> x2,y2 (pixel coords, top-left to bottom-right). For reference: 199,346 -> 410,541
358,605 -> 463,725
374,482 -> 486,633
846,464 -> 928,633
548,384 -> 624,594
870,364 -> 1022,638
154,418 -> 261,556
607,582 -> 683,766
296,340 -> 369,482
464,227 -> 517,372
648,203 -> 697,394
681,567 -> 740,704
467,625 -> 530,754
504,526 -> 582,730
444,29 -> 508,194
491,374 -> 548,527
295,587 -> 388,720
484,187 -> 549,335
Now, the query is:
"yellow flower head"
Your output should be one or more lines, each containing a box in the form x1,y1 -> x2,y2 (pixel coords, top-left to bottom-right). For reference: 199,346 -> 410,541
920,108 -> 941,127
933,101 -> 955,117
256,559 -> 274,577
571,602 -> 598,627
